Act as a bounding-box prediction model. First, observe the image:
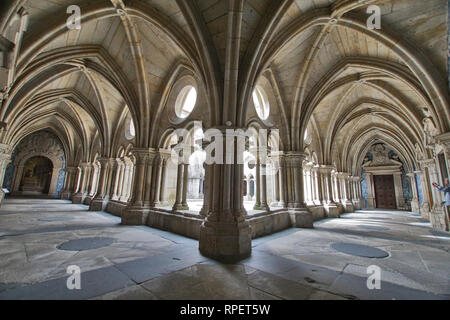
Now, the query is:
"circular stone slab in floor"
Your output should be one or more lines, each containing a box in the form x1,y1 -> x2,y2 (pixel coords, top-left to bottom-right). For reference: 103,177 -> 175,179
331,242 -> 389,258
357,225 -> 390,231
57,237 -> 116,251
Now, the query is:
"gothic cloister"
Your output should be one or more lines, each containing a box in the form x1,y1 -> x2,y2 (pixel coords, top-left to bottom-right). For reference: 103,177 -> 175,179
0,0 -> 449,301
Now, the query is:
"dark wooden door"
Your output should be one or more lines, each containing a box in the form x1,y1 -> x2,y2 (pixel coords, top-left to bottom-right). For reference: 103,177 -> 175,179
374,175 -> 396,209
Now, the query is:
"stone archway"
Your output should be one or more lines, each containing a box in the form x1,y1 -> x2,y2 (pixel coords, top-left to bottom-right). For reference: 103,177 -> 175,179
10,131 -> 65,196
18,156 -> 53,194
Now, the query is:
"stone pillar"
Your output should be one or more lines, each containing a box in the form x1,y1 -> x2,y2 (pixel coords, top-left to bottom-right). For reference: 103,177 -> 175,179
319,166 -> 339,217
200,160 -> 211,217
416,170 -> 431,219
112,160 -> 125,201
393,172 -> 406,210
89,158 -> 114,211
48,168 -> 61,196
365,172 -> 376,208
181,163 -> 189,209
72,163 -> 90,203
199,128 -> 251,262
278,155 -> 287,208
285,152 -> 313,227
119,159 -> 132,202
158,156 -> 169,205
340,173 -> 354,212
253,153 -> 261,209
312,167 -> 323,205
351,177 -> 362,210
173,163 -> 189,211
11,164 -> 23,193
426,161 -> 447,231
0,144 -> 12,204
122,149 -> 158,225
61,167 -> 77,200
259,162 -> 269,211
87,163 -> 98,198
303,164 -> 313,206
246,176 -> 252,201
270,157 -> 280,206
152,153 -> 167,206
407,172 -> 420,214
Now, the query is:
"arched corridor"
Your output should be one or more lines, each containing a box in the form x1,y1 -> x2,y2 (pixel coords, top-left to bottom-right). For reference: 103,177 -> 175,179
0,196 -> 448,300
0,0 -> 449,301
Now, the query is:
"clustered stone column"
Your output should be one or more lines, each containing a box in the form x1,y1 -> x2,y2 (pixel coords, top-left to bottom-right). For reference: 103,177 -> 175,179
282,152 -> 313,227
199,128 -> 251,262
86,162 -> 99,201
0,143 -> 12,205
350,176 -> 362,210
393,172 -> 406,209
415,169 -> 431,218
252,147 -> 269,211
312,166 -> 323,205
60,166 -> 78,199
119,158 -> 134,203
151,152 -> 169,206
319,166 -> 340,217
121,148 -> 158,225
172,146 -> 190,211
302,163 -> 314,206
89,158 -> 115,211
406,172 -> 420,214
72,162 -> 91,204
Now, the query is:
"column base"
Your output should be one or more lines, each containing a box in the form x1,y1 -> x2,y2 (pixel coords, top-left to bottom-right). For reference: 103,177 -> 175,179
172,204 -> 189,211
270,201 -> 280,207
199,219 -> 252,263
342,200 -> 354,212
429,205 -> 449,232
0,189 -> 6,206
253,204 -> 270,211
421,202 -> 430,220
121,206 -> 150,225
89,197 -> 109,211
60,191 -> 72,200
288,207 -> 314,228
324,203 -> 340,218
367,197 -> 376,209
72,193 -> 87,204
411,199 -> 420,214
352,199 -> 361,210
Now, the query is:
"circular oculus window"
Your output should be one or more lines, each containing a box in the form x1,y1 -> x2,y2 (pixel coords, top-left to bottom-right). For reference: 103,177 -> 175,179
175,86 -> 197,119
252,86 -> 270,120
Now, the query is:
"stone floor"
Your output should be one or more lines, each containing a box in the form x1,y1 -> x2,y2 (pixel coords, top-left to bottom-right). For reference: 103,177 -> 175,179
0,197 -> 449,300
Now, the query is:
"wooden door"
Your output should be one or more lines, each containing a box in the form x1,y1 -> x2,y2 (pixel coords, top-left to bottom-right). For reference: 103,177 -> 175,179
373,175 -> 396,209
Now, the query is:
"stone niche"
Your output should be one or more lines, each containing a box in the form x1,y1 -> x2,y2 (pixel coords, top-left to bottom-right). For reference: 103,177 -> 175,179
10,131 -> 65,196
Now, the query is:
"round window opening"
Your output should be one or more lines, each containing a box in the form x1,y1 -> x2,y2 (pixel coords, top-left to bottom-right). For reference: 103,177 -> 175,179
175,86 -> 197,119
252,86 -> 270,120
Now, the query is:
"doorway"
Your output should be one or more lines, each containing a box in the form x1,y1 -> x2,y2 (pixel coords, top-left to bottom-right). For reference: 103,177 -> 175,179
20,156 -> 53,194
374,175 -> 396,209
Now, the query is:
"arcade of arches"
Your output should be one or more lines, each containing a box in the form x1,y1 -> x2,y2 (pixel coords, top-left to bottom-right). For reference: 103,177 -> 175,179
0,0 -> 449,265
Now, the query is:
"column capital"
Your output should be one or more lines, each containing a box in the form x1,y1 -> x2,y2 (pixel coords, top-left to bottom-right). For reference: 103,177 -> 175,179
79,162 -> 91,169
285,151 -> 307,166
130,148 -> 158,164
318,165 -> 335,174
